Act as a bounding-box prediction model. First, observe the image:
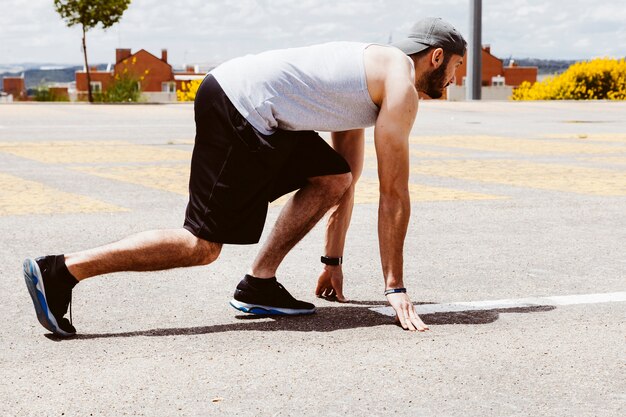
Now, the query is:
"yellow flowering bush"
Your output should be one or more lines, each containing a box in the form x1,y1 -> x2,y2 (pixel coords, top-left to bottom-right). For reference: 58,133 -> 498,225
177,79 -> 203,102
95,59 -> 148,102
512,57 -> 626,100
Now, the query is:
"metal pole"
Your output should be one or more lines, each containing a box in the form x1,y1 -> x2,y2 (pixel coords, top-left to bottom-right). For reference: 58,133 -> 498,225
467,0 -> 482,100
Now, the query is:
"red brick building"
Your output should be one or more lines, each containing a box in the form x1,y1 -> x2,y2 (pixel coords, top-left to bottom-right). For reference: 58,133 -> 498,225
76,48 -> 205,101
455,45 -> 537,87
2,75 -> 26,100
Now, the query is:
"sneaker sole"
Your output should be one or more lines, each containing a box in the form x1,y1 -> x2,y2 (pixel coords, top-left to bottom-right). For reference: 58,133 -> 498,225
229,299 -> 316,316
23,258 -> 75,337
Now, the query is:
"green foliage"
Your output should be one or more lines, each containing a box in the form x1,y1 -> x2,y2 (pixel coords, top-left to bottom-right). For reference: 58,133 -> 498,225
53,0 -> 132,30
95,74 -> 142,103
54,0 -> 131,102
512,58 -> 626,100
33,86 -> 69,102
33,87 -> 53,102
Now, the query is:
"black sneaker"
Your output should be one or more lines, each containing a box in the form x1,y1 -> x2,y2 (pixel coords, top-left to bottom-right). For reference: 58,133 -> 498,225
23,256 -> 76,337
230,275 -> 316,315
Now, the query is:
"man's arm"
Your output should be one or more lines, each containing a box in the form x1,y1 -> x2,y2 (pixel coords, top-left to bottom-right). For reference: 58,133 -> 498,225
315,129 -> 365,302
374,59 -> 428,332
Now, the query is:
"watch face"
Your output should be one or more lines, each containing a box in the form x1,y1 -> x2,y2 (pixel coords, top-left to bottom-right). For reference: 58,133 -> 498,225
321,256 -> 342,265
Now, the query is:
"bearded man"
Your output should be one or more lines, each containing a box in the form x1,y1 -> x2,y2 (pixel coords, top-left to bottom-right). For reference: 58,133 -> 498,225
24,17 -> 466,337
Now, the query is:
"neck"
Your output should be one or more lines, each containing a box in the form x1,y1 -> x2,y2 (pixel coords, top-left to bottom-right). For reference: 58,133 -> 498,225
411,54 -> 431,92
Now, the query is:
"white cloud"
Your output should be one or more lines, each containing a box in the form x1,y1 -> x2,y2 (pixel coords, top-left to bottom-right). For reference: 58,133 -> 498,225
0,0 -> 624,65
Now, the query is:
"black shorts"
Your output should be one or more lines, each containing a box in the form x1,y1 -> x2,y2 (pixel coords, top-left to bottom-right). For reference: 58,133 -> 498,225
183,75 -> 351,244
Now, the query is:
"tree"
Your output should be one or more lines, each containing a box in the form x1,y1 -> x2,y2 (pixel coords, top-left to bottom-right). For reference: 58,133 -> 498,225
54,0 -> 131,102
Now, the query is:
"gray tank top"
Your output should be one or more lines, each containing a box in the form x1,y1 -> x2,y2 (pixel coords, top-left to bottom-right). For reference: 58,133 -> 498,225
210,42 -> 380,135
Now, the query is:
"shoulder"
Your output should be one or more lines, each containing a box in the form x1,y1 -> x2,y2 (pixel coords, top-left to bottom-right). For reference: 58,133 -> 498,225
364,45 -> 416,106
365,45 -> 414,74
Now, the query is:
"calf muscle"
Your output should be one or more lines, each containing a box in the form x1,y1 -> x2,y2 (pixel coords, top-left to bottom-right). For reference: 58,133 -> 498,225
65,228 -> 222,280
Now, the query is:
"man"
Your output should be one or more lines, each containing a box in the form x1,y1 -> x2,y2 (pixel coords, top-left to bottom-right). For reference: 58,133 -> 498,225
23,17 -> 466,337
314,19 -> 466,307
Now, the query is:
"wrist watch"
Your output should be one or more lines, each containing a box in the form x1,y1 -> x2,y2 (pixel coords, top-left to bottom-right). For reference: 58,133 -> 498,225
320,256 -> 342,266
384,288 -> 407,296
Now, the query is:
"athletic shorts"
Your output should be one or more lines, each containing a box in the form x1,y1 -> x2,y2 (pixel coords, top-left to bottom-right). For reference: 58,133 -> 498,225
183,75 -> 351,244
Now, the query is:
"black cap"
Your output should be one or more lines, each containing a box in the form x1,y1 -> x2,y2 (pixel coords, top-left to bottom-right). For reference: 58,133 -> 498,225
392,17 -> 467,56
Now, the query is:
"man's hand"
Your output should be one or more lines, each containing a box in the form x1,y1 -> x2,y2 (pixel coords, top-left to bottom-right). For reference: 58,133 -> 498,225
315,266 -> 347,302
386,292 -> 429,331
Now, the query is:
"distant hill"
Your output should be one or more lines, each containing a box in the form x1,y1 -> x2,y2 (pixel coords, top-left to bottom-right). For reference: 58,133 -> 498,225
506,58 -> 579,75
0,64 -> 107,90
2,58 -> 602,91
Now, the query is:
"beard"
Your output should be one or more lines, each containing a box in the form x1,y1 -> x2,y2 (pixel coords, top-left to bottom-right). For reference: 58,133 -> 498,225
420,58 -> 451,99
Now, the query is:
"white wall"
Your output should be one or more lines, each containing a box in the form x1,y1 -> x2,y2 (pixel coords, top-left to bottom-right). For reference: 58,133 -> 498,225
447,85 -> 514,101
141,92 -> 177,103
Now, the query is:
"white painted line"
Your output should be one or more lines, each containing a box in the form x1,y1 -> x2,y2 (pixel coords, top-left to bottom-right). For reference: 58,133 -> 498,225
369,292 -> 626,317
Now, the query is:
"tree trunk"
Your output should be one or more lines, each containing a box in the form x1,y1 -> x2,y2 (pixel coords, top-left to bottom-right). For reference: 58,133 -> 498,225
82,24 -> 93,103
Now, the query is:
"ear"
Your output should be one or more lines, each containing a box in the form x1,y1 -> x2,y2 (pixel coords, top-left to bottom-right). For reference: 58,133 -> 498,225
431,48 -> 445,69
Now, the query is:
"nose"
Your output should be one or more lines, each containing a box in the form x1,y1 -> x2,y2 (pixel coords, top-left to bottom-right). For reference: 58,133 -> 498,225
449,74 -> 457,85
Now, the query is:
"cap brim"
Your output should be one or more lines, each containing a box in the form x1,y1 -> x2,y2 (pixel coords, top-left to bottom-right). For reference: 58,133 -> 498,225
390,39 -> 431,55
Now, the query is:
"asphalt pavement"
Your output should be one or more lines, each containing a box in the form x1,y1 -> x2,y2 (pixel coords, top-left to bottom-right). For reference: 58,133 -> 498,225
0,101 -> 624,417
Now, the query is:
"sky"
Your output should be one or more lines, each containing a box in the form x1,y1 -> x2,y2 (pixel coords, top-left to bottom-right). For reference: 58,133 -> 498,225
2,0 -> 625,68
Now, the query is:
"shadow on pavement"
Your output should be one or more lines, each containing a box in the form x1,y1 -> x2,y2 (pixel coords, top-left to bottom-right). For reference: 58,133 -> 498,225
45,304 -> 556,341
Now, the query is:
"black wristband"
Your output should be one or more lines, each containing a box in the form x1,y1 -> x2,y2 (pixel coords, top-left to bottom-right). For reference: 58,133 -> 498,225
321,256 -> 342,266
384,287 -> 407,296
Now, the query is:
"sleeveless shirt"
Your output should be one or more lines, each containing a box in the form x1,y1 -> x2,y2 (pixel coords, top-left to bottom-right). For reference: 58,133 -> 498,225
210,42 -> 380,135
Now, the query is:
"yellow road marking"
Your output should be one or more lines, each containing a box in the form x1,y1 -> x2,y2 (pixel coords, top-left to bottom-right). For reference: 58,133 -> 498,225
544,133 -> 626,143
354,178 -> 505,203
72,165 -> 190,195
70,158 -> 504,206
166,139 -> 195,145
0,173 -> 126,216
580,157 -> 626,165
410,135 -> 625,155
270,178 -> 504,206
365,146 -> 455,159
0,141 -> 191,164
411,160 -> 626,196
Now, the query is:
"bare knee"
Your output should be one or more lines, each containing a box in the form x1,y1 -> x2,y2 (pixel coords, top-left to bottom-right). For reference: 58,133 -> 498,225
190,237 -> 222,266
328,172 -> 353,198
309,172 -> 352,198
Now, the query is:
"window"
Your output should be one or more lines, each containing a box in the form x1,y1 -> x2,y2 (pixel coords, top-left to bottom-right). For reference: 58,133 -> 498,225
492,76 -> 506,87
90,81 -> 102,92
162,82 -> 176,93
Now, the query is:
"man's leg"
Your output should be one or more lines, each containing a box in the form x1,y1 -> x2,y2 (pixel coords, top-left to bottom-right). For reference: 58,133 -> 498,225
229,172 -> 351,315
65,228 -> 222,280
24,228 -> 221,337
250,172 -> 352,278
